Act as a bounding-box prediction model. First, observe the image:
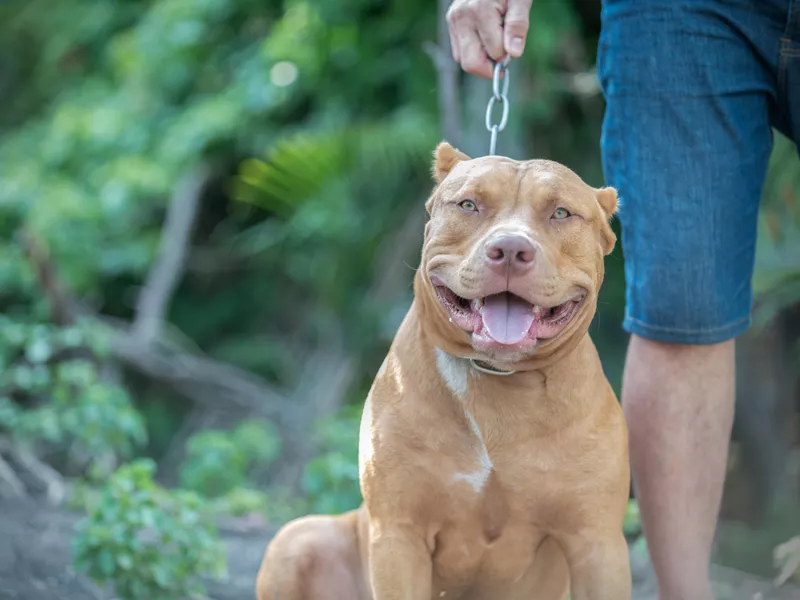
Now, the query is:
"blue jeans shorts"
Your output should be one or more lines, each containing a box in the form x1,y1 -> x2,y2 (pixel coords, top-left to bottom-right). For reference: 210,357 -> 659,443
598,0 -> 800,344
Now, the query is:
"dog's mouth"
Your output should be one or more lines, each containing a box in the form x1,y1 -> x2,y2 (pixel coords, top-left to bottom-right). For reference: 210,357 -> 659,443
434,285 -> 585,350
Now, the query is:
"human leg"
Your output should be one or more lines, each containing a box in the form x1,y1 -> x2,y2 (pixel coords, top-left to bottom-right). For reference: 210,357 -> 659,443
622,337 -> 734,600
598,1 -> 785,597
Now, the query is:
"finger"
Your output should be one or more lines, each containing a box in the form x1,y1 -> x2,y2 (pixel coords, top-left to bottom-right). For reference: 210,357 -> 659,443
458,28 -> 494,79
448,26 -> 460,62
445,4 -> 465,63
476,3 -> 505,61
503,0 -> 533,58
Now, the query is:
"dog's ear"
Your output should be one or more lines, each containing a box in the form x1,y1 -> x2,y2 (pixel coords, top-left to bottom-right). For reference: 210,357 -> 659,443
595,187 -> 619,255
433,142 -> 471,183
596,186 -> 619,217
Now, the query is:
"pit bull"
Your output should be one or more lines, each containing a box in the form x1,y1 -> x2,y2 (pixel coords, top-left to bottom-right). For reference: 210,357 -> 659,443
256,143 -> 631,600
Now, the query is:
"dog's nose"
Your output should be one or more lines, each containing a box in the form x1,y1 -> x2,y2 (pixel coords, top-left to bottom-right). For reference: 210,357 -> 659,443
485,234 -> 536,270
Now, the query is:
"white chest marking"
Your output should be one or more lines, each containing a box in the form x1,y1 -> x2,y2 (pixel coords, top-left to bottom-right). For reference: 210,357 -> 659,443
453,408 -> 494,493
433,349 -> 493,492
435,348 -> 468,398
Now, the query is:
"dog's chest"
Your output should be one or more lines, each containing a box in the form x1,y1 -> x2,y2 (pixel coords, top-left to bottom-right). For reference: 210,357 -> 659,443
429,499 -> 557,600
421,412 -> 576,599
426,453 -> 560,597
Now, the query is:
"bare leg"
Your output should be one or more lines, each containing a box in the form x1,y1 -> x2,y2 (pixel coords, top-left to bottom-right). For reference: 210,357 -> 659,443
622,335 -> 735,600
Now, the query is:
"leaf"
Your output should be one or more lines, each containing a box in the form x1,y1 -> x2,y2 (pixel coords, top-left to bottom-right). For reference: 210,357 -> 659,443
25,336 -> 52,364
97,549 -> 115,578
774,536 -> 800,587
117,553 -> 134,571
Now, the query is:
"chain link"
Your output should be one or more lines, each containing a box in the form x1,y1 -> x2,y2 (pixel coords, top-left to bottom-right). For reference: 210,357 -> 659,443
485,54 -> 511,156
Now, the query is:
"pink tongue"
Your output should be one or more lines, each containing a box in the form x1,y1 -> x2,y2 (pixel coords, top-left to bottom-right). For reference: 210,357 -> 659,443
481,293 -> 535,345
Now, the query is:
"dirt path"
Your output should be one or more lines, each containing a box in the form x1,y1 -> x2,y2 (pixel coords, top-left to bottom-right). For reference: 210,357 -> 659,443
0,498 -> 797,600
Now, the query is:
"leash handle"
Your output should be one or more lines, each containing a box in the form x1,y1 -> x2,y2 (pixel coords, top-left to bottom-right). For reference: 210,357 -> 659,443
486,54 -> 511,156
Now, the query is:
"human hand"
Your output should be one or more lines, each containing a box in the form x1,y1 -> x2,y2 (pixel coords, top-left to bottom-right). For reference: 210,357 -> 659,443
446,0 -> 533,79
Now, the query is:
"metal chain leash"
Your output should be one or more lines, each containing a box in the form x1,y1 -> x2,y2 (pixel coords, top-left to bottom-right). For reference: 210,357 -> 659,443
485,54 -> 511,156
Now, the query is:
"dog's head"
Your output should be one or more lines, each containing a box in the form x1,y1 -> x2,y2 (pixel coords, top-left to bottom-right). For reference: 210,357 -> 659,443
415,142 -> 618,369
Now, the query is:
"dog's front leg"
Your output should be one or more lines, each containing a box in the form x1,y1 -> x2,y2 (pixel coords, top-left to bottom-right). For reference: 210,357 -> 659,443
369,525 -> 432,600
560,532 -> 631,600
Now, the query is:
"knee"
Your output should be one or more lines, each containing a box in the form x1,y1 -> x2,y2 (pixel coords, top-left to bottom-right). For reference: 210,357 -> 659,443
630,334 -> 735,361
623,335 -> 737,416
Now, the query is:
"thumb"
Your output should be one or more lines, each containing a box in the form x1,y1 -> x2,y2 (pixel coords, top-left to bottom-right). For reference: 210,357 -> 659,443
503,0 -> 533,58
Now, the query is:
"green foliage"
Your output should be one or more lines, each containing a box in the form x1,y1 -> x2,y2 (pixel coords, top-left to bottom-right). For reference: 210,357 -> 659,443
623,499 -> 642,537
179,419 -> 281,497
234,109 -> 437,214
0,317 -> 146,473
209,487 -> 271,518
753,133 -> 800,330
302,406 -> 362,514
0,0 -> 443,377
230,109 -> 437,334
74,459 -> 227,600
65,478 -> 102,514
207,486 -> 303,523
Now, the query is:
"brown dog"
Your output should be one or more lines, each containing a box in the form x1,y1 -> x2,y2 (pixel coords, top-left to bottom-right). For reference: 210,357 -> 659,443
256,143 -> 631,600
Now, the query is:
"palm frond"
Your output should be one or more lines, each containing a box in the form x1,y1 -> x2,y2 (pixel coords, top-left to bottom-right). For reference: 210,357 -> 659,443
232,109 -> 437,215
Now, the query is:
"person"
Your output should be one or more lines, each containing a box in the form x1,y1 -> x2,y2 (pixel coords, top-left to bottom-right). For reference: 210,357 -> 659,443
446,1 -> 800,599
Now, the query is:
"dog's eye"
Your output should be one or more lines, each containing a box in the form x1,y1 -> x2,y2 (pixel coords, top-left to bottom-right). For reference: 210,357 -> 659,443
552,207 -> 571,220
458,199 -> 478,212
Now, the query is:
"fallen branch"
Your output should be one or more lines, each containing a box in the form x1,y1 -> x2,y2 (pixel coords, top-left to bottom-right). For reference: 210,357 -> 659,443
10,445 -> 66,505
0,452 -> 27,499
0,436 -> 67,504
107,320 -> 290,417
19,234 -> 291,420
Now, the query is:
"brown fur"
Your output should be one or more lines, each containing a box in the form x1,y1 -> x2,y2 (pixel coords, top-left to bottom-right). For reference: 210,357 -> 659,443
256,143 -> 631,600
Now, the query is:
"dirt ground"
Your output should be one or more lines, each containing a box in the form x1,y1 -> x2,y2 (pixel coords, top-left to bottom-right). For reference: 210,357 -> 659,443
0,498 -> 797,600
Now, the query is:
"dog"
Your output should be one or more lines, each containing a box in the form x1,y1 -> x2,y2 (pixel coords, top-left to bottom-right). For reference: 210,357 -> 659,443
256,142 -> 631,600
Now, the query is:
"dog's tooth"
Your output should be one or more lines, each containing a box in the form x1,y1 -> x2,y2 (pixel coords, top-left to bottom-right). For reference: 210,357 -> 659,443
533,305 -> 542,315
448,317 -> 453,323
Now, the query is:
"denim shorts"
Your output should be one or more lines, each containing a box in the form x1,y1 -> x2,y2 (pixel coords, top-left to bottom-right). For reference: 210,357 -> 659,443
598,0 -> 800,344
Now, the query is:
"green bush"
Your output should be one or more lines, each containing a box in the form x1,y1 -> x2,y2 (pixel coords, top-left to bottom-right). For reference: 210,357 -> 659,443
0,318 -> 146,475
178,419 -> 281,498
73,459 -> 227,600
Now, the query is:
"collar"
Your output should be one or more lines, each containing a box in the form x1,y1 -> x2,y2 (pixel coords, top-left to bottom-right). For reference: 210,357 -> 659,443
468,358 -> 517,376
